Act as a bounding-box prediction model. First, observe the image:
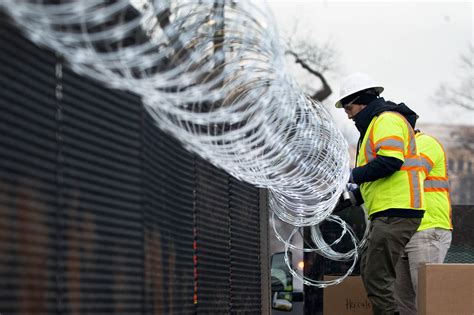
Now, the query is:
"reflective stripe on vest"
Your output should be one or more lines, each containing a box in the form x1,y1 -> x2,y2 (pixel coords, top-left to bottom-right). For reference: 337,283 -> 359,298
420,153 -> 434,176
425,176 -> 449,192
408,170 -> 422,208
364,112 -> 423,209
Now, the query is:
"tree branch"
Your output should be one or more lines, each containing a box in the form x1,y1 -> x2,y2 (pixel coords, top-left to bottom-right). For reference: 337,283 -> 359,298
287,50 -> 332,102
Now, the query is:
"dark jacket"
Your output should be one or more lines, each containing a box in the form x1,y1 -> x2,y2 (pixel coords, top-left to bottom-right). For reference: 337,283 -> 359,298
353,97 -> 418,144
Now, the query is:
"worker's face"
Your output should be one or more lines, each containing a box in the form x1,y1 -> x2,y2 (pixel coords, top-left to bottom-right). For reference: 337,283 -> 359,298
343,104 -> 367,120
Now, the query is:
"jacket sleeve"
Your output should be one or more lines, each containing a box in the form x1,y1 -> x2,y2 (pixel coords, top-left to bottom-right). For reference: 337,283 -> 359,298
352,155 -> 403,184
352,113 -> 408,184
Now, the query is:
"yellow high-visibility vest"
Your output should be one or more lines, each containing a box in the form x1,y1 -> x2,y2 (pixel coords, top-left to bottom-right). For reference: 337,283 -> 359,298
356,112 -> 425,217
416,132 -> 453,231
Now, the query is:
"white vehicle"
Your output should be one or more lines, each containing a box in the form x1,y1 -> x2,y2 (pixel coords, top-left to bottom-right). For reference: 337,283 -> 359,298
271,252 -> 304,314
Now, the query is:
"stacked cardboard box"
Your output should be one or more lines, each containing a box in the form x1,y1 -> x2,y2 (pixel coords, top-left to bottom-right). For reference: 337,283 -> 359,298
418,263 -> 474,315
323,276 -> 371,315
323,264 -> 474,315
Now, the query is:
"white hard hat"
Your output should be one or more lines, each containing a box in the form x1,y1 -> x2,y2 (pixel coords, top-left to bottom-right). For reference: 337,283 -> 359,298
335,73 -> 384,108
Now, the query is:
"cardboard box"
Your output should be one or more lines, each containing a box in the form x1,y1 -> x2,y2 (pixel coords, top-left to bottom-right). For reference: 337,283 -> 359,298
323,275 -> 372,315
418,263 -> 474,315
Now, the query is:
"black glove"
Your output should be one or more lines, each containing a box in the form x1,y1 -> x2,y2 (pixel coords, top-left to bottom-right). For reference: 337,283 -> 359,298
333,189 -> 358,213
333,195 -> 352,212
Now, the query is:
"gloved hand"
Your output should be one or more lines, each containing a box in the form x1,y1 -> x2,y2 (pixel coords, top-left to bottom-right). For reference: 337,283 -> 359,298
333,189 -> 358,213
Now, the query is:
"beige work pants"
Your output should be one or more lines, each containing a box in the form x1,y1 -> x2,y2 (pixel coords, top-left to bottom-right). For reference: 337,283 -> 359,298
394,227 -> 452,315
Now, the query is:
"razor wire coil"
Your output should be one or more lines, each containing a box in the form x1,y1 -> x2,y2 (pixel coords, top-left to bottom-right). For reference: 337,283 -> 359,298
1,0 -> 366,287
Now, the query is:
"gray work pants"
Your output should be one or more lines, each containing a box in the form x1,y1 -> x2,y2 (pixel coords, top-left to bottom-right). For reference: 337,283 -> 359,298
394,227 -> 452,315
360,216 -> 421,315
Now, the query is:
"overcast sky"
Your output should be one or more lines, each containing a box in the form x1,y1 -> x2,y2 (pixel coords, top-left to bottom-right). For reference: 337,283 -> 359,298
267,0 -> 473,140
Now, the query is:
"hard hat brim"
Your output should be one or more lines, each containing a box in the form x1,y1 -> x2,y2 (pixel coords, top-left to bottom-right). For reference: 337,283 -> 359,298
335,86 -> 384,108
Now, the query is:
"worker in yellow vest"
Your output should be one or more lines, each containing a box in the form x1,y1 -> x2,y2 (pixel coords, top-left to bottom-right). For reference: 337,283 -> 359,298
334,73 -> 425,315
394,131 -> 453,315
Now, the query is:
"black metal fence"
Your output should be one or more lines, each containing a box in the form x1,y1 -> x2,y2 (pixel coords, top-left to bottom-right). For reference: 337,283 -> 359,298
0,14 -> 269,315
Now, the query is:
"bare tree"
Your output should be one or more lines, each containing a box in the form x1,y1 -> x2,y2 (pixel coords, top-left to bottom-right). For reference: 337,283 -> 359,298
434,45 -> 474,154
285,28 -> 340,102
436,45 -> 474,111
